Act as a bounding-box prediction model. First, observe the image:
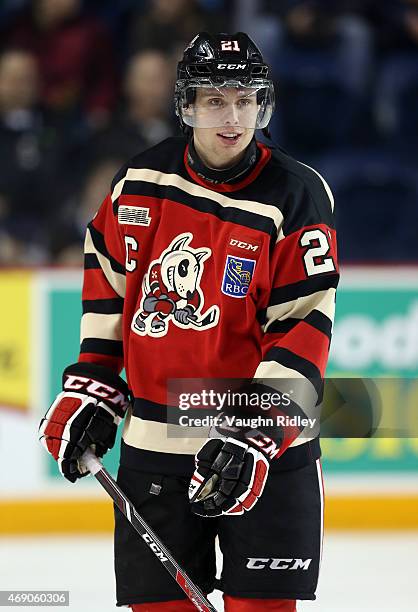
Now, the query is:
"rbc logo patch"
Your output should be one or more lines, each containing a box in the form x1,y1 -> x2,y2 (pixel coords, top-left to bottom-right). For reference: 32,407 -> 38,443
221,255 -> 256,298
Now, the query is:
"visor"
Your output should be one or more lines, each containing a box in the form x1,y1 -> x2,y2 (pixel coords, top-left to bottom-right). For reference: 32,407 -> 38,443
176,79 -> 275,129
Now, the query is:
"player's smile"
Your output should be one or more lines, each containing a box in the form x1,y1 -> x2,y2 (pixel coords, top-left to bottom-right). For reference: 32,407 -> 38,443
216,131 -> 243,145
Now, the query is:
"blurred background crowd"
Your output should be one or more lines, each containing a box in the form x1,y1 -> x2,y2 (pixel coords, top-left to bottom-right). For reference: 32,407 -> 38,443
0,0 -> 417,266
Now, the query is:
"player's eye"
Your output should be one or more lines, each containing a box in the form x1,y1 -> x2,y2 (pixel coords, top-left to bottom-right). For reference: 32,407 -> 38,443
237,98 -> 252,107
208,98 -> 224,107
178,259 -> 189,277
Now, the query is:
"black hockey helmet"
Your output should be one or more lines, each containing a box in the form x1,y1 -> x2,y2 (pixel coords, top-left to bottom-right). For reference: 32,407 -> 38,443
175,32 -> 275,133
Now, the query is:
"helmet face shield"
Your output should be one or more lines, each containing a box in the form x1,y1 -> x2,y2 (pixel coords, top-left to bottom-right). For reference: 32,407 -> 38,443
176,79 -> 275,129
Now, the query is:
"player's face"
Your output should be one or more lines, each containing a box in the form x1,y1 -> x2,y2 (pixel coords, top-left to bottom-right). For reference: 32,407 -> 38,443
192,87 -> 256,169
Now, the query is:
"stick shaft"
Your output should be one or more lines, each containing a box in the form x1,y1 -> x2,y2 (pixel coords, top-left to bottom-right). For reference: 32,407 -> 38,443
82,449 -> 217,612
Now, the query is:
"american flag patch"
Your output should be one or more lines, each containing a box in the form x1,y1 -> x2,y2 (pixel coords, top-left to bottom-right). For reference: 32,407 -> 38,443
118,205 -> 151,226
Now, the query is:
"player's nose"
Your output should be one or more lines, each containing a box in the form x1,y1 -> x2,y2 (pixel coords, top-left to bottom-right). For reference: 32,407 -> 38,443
223,103 -> 240,125
187,290 -> 195,299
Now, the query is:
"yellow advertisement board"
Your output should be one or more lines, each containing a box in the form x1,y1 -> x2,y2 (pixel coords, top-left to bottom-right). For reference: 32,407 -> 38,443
0,270 -> 31,411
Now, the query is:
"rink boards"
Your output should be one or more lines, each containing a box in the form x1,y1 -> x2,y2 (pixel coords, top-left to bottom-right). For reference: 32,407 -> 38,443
0,266 -> 417,532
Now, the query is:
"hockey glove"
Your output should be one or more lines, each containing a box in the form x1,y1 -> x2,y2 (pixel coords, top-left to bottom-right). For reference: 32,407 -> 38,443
189,415 -> 283,517
174,306 -> 197,324
39,362 -> 130,482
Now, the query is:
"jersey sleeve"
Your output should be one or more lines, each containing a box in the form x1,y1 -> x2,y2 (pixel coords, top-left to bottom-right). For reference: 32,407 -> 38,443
78,189 -> 126,373
254,174 -> 339,455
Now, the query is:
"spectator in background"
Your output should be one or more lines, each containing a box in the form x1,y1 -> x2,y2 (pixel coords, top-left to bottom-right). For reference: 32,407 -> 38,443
49,157 -> 123,265
363,0 -> 418,150
255,0 -> 372,157
90,49 -> 176,161
353,0 -> 418,54
0,48 -> 65,264
6,0 -> 117,127
273,0 -> 341,45
129,0 -> 225,55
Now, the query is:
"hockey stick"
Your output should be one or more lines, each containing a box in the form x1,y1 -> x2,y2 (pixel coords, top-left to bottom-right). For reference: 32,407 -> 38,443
80,448 -> 218,612
187,306 -> 218,328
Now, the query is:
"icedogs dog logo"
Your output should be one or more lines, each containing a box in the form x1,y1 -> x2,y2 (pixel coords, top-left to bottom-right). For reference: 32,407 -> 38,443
132,232 -> 220,337
221,255 -> 256,298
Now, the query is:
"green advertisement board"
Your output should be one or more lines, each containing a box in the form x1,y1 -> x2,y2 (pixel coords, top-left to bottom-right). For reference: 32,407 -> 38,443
323,277 -> 418,471
44,269 -> 418,475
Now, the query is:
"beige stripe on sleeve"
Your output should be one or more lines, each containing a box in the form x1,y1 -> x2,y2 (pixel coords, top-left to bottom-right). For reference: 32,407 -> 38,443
80,312 -> 122,343
84,229 -> 126,298
263,288 -> 336,332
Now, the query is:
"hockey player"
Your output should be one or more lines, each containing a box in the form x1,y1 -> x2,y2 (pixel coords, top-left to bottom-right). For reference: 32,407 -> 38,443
39,32 -> 339,611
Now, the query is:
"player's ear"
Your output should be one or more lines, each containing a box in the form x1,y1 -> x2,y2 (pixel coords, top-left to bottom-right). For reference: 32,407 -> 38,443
195,251 -> 207,263
171,235 -> 190,251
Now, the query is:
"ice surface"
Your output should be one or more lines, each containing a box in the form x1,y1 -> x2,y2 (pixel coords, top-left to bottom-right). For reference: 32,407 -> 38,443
0,532 -> 417,611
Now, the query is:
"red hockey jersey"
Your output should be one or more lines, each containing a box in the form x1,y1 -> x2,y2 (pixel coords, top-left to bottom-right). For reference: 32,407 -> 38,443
79,137 -> 339,475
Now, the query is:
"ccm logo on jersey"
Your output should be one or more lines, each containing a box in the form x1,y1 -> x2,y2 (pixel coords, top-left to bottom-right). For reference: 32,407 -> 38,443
63,375 -> 129,410
229,238 -> 259,252
217,63 -> 247,69
142,534 -> 168,562
246,558 -> 312,570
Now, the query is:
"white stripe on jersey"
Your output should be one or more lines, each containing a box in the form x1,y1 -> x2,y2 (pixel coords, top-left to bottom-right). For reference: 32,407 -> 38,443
85,229 -> 126,298
111,167 -> 285,239
263,288 -> 336,332
80,312 -> 123,343
122,412 -> 208,455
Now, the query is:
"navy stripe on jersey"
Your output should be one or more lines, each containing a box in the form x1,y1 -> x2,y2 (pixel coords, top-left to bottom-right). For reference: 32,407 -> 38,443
133,398 -> 176,423
263,347 -> 323,397
267,309 -> 332,340
82,297 -> 124,315
113,137 -> 335,236
120,436 -> 322,475
88,222 -> 126,275
269,273 -> 339,307
84,253 -> 101,269
279,173 -> 334,234
132,394 -> 308,427
80,338 -> 124,357
264,318 -> 297,333
114,181 -> 277,240
132,398 -> 229,425
304,309 -> 333,339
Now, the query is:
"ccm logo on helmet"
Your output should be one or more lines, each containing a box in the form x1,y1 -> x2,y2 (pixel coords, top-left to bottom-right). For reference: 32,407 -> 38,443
217,63 -> 247,70
247,558 -> 312,570
64,375 -> 129,410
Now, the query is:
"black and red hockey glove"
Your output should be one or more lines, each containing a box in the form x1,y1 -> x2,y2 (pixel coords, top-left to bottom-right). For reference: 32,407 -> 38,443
39,362 -> 130,482
189,414 -> 284,517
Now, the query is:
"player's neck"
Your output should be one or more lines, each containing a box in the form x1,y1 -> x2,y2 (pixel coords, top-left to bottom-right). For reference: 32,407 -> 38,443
188,137 -> 258,185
